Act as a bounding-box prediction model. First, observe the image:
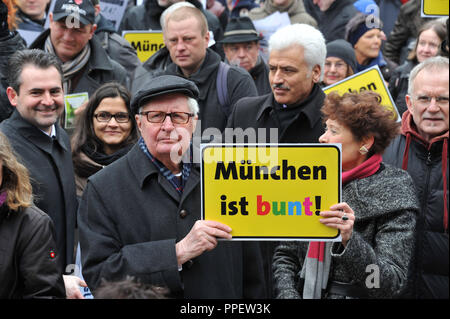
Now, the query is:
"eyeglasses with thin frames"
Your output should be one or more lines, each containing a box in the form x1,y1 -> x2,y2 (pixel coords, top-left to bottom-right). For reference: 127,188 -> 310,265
94,111 -> 131,123
139,111 -> 194,124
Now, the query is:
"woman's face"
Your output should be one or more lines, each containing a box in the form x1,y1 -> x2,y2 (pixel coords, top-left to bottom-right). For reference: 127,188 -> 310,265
93,97 -> 132,155
319,119 -> 367,171
323,57 -> 349,86
416,29 -> 441,63
354,28 -> 383,63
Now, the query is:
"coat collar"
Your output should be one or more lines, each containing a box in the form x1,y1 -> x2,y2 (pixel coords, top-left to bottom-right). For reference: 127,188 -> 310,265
127,143 -> 200,200
8,110 -> 68,154
255,84 -> 325,129
166,49 -> 221,101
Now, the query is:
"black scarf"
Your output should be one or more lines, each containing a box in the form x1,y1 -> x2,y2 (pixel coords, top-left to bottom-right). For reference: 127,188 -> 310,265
74,143 -> 133,178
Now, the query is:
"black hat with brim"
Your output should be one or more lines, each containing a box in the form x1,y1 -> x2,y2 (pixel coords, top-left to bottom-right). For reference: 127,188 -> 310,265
219,16 -> 263,44
131,75 -> 199,114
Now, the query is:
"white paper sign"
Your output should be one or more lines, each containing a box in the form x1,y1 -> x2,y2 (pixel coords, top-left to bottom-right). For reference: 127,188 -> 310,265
252,12 -> 291,62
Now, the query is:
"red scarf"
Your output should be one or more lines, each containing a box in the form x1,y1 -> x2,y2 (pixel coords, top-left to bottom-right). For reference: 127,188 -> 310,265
305,154 -> 382,297
342,154 -> 383,185
400,111 -> 448,231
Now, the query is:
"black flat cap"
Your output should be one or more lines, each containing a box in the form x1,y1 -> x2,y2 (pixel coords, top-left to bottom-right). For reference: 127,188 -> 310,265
219,17 -> 263,44
131,75 -> 199,114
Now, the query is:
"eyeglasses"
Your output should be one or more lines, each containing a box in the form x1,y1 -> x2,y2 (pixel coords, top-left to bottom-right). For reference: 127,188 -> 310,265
94,111 -> 130,123
139,111 -> 194,124
324,61 -> 347,69
414,95 -> 449,107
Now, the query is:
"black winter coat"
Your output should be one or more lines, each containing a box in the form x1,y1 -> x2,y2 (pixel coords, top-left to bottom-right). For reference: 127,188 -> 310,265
0,204 -> 66,299
304,0 -> 358,43
0,31 -> 26,123
389,60 -> 416,117
0,111 -> 78,271
383,117 -> 449,299
78,144 -> 267,298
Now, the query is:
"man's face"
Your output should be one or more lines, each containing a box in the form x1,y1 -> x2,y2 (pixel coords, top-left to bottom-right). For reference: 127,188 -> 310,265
313,0 -> 335,11
17,0 -> 50,20
223,41 -> 260,71
406,68 -> 449,142
136,93 -> 197,165
49,13 -> 96,63
7,65 -> 64,134
268,44 -> 321,105
164,16 -> 209,77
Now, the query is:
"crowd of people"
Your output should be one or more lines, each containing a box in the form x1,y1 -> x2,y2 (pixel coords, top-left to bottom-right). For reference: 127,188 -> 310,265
0,0 -> 448,300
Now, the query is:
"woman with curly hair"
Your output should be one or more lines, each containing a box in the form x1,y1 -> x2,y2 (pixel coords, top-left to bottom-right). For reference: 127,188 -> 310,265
0,131 -> 65,298
273,91 -> 419,299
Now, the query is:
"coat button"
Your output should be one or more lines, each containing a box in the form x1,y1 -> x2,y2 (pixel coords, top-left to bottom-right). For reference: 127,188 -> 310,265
179,209 -> 188,218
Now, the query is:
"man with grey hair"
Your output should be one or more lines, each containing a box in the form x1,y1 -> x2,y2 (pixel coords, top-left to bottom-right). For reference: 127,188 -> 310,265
226,23 -> 327,297
383,56 -> 449,299
78,74 -> 266,298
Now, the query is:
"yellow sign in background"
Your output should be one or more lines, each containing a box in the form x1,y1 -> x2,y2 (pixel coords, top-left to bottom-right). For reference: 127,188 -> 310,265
323,65 -> 400,121
201,144 -> 341,240
122,31 -> 165,63
421,0 -> 449,17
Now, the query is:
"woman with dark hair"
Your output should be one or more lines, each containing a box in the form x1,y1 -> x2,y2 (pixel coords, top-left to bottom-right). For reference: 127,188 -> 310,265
0,131 -> 65,298
71,82 -> 139,197
273,91 -> 419,299
389,20 -> 447,116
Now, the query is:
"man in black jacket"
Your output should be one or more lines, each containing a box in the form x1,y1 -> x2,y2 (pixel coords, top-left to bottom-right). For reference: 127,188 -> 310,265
220,16 -> 271,96
29,0 -> 128,128
226,23 -> 327,297
304,0 -> 358,43
383,56 -> 449,299
78,74 -> 266,298
0,49 -> 84,298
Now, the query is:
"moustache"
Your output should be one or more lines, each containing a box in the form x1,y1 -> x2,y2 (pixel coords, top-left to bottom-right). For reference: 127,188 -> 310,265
272,83 -> 290,90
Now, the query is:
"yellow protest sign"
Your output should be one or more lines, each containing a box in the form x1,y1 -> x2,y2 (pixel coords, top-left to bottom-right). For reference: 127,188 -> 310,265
122,31 -> 165,63
323,65 -> 400,121
201,144 -> 342,241
421,0 -> 449,17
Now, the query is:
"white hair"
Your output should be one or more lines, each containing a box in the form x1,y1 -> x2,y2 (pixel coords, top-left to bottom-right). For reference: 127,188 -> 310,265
160,1 -> 196,31
408,56 -> 449,95
269,24 -> 326,77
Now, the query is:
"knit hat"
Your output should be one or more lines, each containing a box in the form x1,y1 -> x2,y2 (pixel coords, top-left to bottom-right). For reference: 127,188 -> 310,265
346,13 -> 383,47
326,39 -> 357,73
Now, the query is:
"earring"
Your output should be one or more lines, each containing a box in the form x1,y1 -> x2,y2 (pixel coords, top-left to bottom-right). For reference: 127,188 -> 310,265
359,145 -> 369,155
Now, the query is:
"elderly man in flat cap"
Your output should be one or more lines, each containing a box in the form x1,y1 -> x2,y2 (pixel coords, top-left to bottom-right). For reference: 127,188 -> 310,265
78,75 -> 266,298
220,17 -> 271,95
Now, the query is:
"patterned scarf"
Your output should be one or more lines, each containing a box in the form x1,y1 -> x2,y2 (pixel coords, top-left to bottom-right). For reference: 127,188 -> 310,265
44,36 -> 91,93
301,154 -> 382,299
138,137 -> 191,195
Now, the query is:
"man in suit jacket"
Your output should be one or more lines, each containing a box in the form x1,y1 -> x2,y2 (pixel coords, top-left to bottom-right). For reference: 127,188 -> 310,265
0,49 -> 84,298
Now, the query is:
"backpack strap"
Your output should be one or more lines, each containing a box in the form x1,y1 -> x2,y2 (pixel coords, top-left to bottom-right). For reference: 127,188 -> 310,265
217,62 -> 231,117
